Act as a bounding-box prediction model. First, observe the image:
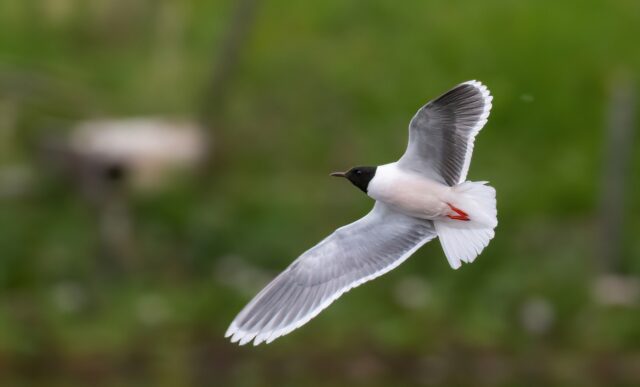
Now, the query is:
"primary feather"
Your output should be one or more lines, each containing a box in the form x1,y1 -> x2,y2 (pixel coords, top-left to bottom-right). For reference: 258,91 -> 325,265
226,203 -> 436,345
398,80 -> 493,186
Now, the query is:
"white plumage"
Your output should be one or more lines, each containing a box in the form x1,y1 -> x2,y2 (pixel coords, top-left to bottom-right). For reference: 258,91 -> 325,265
226,80 -> 497,345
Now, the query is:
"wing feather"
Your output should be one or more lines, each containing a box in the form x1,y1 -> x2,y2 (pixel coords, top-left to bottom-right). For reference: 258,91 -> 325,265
226,202 -> 436,345
398,80 -> 492,185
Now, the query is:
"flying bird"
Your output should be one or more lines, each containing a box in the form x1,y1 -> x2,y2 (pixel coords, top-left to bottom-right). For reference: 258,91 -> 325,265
226,80 -> 497,345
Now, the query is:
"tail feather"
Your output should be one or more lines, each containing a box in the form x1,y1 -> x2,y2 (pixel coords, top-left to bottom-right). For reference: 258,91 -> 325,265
436,181 -> 497,269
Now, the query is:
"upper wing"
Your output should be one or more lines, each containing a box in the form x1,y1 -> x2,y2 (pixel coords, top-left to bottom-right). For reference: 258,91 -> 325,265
225,202 -> 436,346
397,80 -> 493,186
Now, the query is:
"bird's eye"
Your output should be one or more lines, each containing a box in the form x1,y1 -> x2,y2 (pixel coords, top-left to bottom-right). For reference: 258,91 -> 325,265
355,169 -> 362,175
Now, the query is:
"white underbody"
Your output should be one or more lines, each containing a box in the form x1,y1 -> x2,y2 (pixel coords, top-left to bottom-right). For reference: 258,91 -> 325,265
367,163 -> 454,220
368,162 -> 498,269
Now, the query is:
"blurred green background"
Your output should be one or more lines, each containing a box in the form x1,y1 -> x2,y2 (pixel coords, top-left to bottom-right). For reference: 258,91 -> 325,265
1,0 -> 639,386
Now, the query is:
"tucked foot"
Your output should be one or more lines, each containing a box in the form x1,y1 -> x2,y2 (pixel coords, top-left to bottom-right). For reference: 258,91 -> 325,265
446,203 -> 470,221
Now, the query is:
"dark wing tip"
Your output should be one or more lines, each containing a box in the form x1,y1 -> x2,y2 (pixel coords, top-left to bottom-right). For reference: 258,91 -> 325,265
432,80 -> 493,117
401,80 -> 493,186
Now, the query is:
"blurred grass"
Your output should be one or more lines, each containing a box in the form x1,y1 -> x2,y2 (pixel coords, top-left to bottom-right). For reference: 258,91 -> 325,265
0,0 -> 639,386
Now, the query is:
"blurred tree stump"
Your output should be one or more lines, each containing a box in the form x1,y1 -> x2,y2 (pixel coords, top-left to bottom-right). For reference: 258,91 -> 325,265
598,76 -> 636,272
199,0 -> 261,175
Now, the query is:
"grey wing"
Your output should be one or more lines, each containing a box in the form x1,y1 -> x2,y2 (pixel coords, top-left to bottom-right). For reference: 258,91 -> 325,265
225,202 -> 436,346
397,80 -> 493,186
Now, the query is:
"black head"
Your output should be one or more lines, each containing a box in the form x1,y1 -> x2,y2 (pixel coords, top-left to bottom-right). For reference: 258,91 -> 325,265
330,166 -> 377,193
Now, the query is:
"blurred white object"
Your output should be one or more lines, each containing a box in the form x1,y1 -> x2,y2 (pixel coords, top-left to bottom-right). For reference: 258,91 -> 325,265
593,274 -> 639,307
42,0 -> 76,26
519,93 -> 535,102
393,275 -> 432,310
519,297 -> 554,335
70,118 -> 208,189
136,293 -> 170,327
52,281 -> 86,314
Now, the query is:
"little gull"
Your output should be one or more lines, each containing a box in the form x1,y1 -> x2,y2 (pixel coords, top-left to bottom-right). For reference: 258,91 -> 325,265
226,80 -> 497,345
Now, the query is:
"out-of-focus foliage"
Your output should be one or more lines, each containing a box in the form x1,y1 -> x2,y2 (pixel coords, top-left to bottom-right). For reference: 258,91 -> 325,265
0,0 -> 639,386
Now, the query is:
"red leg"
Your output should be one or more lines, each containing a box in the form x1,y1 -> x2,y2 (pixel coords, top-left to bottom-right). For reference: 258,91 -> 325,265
446,203 -> 470,221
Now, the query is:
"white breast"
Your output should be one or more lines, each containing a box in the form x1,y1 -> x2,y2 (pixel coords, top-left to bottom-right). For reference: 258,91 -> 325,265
368,163 -> 452,219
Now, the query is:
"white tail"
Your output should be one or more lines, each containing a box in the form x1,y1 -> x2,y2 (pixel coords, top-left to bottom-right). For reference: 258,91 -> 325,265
435,181 -> 497,269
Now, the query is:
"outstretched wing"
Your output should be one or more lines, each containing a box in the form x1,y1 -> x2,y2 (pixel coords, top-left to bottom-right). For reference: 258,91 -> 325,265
225,202 -> 436,345
397,80 -> 493,186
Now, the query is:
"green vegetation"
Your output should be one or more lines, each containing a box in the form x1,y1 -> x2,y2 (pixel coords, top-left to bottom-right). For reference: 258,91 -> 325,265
0,0 -> 639,385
